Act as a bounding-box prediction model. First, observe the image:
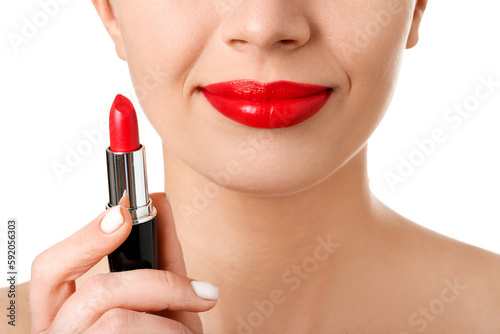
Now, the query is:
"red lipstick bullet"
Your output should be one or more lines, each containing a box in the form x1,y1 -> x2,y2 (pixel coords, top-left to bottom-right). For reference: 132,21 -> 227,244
109,94 -> 141,153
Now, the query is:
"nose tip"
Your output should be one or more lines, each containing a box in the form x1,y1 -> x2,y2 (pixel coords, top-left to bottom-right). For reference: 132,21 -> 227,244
221,2 -> 311,52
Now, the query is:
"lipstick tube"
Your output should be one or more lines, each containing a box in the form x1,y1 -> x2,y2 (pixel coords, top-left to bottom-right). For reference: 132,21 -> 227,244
106,146 -> 158,271
105,96 -> 158,272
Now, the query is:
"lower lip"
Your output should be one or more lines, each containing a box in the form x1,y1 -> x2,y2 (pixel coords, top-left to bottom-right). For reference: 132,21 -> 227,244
201,89 -> 333,129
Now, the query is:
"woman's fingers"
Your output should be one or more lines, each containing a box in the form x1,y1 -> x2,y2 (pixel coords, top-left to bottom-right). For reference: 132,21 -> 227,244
48,269 -> 218,333
147,193 -> 205,329
30,206 -> 133,334
30,192 -> 215,334
151,192 -> 188,276
84,308 -> 193,334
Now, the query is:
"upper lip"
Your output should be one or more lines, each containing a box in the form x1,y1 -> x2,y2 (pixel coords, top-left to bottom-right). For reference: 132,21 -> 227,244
201,80 -> 332,101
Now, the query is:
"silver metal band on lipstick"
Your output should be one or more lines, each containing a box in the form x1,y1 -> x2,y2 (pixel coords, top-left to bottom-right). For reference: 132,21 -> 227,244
106,145 -> 157,225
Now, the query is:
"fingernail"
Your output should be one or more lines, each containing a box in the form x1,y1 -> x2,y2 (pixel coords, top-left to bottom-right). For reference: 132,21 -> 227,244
190,281 -> 219,301
118,190 -> 130,208
100,206 -> 125,234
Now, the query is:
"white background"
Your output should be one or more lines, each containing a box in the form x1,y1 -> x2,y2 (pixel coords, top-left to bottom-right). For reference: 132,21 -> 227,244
0,0 -> 499,288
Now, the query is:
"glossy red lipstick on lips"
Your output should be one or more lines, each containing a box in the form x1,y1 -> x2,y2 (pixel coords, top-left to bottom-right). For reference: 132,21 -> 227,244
106,94 -> 158,272
201,80 -> 333,129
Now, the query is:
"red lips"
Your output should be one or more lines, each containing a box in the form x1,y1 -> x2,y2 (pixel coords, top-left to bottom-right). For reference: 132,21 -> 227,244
201,80 -> 333,129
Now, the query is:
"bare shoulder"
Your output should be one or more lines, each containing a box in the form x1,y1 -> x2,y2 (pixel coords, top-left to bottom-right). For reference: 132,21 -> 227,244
445,237 -> 500,330
397,215 -> 500,332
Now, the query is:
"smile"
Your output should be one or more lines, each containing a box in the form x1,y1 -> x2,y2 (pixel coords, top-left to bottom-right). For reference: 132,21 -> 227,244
200,80 -> 333,129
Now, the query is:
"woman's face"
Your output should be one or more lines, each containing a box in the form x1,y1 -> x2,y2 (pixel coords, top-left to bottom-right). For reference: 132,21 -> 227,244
98,0 -> 425,196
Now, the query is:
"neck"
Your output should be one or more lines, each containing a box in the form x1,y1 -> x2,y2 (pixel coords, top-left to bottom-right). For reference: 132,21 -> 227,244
162,143 -> 384,331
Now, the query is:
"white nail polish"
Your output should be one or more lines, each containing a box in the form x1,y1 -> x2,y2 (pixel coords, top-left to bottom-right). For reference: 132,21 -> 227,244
191,281 -> 219,301
100,206 -> 124,234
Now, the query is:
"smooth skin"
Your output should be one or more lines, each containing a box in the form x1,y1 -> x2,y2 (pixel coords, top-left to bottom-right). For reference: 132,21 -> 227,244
2,0 -> 500,333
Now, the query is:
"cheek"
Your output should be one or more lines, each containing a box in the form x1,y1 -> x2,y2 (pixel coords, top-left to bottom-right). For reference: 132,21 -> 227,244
330,0 -> 413,116
319,0 -> 414,132
116,0 -> 215,132
321,0 -> 413,70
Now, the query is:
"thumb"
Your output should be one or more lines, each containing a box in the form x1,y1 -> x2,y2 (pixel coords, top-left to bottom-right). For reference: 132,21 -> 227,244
151,192 -> 188,276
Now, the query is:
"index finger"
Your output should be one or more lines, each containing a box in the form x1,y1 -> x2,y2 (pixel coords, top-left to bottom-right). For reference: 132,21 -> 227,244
151,192 -> 188,276
29,206 -> 132,334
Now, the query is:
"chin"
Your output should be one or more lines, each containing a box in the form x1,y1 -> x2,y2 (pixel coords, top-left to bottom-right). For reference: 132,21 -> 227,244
198,155 -> 339,198
212,174 -> 320,198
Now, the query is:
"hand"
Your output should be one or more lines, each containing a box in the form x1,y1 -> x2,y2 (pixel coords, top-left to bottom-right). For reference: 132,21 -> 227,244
29,193 -> 218,334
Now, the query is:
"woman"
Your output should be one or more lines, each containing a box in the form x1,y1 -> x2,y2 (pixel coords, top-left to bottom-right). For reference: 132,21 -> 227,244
7,0 -> 500,333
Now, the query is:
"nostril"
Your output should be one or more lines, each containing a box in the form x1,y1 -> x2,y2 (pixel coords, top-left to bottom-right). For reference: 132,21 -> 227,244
232,39 -> 248,47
